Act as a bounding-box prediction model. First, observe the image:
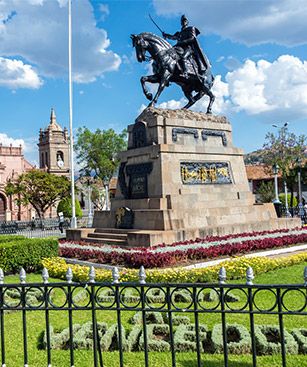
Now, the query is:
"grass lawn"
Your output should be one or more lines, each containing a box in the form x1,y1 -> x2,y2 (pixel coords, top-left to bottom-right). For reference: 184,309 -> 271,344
1,262 -> 307,367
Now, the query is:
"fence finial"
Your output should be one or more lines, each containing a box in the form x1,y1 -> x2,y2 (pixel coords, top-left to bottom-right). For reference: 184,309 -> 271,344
112,267 -> 120,284
246,266 -> 254,285
89,266 -> 96,283
42,268 -> 49,284
139,266 -> 146,284
20,268 -> 26,284
0,268 -> 4,284
218,267 -> 226,284
66,267 -> 73,283
304,266 -> 307,286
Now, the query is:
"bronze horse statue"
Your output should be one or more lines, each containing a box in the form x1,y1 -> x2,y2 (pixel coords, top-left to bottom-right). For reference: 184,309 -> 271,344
131,32 -> 215,113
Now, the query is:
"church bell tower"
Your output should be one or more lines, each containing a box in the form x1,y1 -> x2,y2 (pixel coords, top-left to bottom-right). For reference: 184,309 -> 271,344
38,108 -> 70,177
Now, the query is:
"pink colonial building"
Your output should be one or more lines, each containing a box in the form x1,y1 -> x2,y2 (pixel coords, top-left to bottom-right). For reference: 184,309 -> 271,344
0,144 -> 34,221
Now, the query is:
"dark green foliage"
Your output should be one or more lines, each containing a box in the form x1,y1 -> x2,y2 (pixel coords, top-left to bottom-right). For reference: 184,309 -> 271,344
256,181 -> 275,203
57,197 -> 83,218
5,169 -> 71,219
291,329 -> 307,354
255,325 -> 298,355
75,127 -> 127,181
211,324 -> 251,354
0,238 -> 58,273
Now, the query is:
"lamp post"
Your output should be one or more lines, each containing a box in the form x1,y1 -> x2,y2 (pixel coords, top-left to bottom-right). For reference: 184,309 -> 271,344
296,157 -> 305,221
87,178 -> 93,227
272,164 -> 280,204
284,179 -> 292,218
103,177 -> 110,211
68,0 -> 77,228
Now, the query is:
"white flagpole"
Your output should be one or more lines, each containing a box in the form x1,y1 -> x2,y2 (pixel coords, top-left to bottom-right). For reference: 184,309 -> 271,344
68,0 -> 77,228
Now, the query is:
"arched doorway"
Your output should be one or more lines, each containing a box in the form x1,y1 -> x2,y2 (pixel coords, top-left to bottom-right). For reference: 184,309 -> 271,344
0,193 -> 6,221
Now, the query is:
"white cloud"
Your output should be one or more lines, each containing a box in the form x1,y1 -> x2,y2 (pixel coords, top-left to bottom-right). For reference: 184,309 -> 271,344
0,133 -> 25,148
0,57 -> 42,89
99,4 -> 110,21
0,0 -> 121,84
145,55 -> 307,121
225,55 -> 307,115
153,0 -> 307,46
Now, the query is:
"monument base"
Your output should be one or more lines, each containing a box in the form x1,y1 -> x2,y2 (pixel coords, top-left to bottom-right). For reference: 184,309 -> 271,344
67,108 -> 301,247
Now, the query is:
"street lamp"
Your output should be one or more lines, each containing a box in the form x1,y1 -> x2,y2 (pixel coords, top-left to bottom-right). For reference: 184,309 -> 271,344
272,164 -> 280,204
284,179 -> 292,218
296,157 -> 305,221
103,177 -> 110,211
87,178 -> 93,227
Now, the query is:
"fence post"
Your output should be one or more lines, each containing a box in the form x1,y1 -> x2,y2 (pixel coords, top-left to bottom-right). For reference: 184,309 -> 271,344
0,269 -> 5,367
218,267 -> 228,367
139,266 -> 149,367
20,268 -> 28,367
112,268 -> 123,367
246,267 -> 257,367
66,268 -> 74,367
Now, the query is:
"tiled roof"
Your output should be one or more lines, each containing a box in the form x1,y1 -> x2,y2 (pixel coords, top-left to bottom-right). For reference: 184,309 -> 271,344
245,164 -> 281,180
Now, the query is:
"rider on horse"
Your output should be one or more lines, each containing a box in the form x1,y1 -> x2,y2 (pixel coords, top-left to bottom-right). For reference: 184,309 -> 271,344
163,15 -> 210,79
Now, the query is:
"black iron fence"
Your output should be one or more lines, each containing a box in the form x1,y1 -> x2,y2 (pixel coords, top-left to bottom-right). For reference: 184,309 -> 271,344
0,265 -> 307,367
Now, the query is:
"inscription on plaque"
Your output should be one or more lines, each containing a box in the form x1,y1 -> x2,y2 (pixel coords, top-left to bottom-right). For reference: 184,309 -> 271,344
181,162 -> 232,184
126,162 -> 153,199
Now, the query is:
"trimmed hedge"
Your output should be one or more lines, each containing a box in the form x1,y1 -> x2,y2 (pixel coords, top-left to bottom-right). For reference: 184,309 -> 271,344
211,324 -> 251,354
0,238 -> 58,273
254,325 -> 298,355
292,328 -> 307,354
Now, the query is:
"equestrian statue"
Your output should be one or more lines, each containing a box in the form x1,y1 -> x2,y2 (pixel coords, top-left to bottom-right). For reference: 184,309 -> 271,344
131,15 -> 215,113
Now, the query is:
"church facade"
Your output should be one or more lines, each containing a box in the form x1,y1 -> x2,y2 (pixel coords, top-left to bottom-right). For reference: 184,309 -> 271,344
0,144 -> 34,221
0,108 -> 70,222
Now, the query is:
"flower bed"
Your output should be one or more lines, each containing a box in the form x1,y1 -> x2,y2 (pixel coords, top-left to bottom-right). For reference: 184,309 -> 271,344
42,252 -> 307,283
59,228 -> 307,268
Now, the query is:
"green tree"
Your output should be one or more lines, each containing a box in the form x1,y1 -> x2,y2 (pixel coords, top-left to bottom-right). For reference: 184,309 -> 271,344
256,181 -> 275,203
75,127 -> 127,181
262,126 -> 306,206
5,170 -> 71,219
57,197 -> 83,218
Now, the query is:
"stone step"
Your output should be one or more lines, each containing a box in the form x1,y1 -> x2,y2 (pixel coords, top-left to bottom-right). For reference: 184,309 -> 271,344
83,234 -> 128,246
88,232 -> 128,240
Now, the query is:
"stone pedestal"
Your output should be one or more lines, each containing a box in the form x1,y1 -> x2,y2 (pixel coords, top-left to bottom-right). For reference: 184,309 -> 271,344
69,108 -> 300,246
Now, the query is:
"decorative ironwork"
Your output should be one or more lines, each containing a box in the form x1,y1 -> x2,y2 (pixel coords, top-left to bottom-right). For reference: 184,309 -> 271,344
181,161 -> 232,184
201,129 -> 227,146
172,127 -> 199,142
0,266 -> 306,367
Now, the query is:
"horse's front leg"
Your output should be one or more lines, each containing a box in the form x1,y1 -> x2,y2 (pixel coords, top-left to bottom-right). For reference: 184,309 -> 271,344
206,90 -> 215,114
149,71 -> 171,107
140,74 -> 159,101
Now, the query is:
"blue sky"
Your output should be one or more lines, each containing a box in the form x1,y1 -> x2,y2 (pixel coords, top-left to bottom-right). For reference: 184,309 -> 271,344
0,0 -> 307,165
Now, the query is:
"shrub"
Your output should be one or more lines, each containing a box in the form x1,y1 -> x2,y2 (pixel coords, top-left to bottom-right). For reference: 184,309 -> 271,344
254,325 -> 298,355
57,197 -> 83,218
0,238 -> 58,273
292,328 -> 307,354
279,193 -> 297,207
174,324 -> 207,352
130,311 -> 164,325
139,324 -> 170,352
211,324 -> 251,354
